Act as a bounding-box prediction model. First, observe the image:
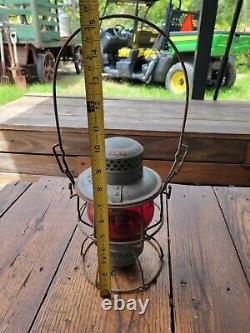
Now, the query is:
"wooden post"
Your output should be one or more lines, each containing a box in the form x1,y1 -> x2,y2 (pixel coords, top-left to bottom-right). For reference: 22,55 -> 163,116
30,0 -> 42,48
192,0 -> 218,100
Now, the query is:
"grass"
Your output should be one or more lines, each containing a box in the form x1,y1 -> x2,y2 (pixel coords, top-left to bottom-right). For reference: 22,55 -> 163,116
0,65 -> 250,106
0,85 -> 24,105
206,73 -> 250,101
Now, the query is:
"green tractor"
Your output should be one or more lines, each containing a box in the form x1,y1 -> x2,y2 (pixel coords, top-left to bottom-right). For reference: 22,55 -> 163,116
100,0 -> 250,94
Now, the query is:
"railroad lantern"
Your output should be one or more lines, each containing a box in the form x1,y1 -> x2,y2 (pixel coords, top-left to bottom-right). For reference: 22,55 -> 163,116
52,14 -> 189,293
75,137 -> 163,267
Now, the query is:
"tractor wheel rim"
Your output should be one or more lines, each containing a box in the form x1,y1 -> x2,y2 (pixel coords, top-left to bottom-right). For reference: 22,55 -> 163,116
171,71 -> 186,93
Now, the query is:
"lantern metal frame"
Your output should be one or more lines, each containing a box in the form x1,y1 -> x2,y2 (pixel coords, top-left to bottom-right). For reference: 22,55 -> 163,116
52,14 -> 190,294
78,193 -> 165,293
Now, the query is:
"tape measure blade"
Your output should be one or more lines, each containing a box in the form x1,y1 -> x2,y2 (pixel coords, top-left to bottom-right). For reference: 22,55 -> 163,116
79,0 -> 111,297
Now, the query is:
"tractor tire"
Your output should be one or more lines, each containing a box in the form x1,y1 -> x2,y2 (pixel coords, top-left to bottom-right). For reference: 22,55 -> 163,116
223,61 -> 236,88
74,46 -> 83,75
36,51 -> 55,83
166,62 -> 194,95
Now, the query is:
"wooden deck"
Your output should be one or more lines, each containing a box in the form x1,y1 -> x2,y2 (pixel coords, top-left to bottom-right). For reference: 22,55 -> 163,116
0,95 -> 249,186
0,176 -> 249,333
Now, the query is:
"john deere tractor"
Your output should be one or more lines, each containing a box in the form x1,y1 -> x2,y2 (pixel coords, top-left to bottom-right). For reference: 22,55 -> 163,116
100,0 -> 250,94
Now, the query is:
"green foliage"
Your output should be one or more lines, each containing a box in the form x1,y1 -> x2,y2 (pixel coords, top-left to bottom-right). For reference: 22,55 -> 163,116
98,0 -> 250,30
147,0 -> 201,25
216,0 -> 250,29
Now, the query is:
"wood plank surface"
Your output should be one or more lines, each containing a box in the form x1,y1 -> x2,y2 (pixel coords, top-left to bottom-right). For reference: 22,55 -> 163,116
0,173 -> 40,190
0,95 -> 249,136
0,130 -> 247,163
2,112 -> 249,136
1,153 -> 249,186
0,174 -> 249,332
168,185 -> 250,333
214,187 -> 250,284
29,201 -> 171,333
0,95 -> 249,186
0,177 -> 77,333
245,142 -> 250,164
0,153 -> 88,177
0,181 -> 31,218
145,161 -> 250,186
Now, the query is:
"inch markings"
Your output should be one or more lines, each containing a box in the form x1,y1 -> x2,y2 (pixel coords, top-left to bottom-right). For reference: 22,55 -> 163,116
79,0 -> 111,298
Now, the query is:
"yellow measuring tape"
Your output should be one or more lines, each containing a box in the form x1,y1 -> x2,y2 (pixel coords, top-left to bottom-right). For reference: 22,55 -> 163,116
79,0 -> 111,298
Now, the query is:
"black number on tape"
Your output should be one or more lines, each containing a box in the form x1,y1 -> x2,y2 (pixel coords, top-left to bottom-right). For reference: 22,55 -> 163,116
95,145 -> 100,152
87,101 -> 96,113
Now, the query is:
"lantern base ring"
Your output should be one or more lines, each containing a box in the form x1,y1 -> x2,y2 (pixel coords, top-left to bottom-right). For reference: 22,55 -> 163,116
80,236 -> 164,294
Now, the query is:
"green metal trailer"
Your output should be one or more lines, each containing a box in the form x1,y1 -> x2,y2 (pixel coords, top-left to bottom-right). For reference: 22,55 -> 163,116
169,31 -> 250,57
0,0 -> 82,84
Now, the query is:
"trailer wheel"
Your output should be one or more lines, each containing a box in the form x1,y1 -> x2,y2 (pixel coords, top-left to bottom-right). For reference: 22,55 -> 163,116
74,46 -> 83,74
36,51 -> 55,83
166,62 -> 194,95
223,61 -> 236,88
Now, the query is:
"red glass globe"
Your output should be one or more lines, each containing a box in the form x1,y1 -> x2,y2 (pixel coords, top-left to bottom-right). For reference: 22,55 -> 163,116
86,201 -> 155,241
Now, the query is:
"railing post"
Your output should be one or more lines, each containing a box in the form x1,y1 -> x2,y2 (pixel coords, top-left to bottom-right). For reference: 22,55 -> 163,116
192,0 -> 219,100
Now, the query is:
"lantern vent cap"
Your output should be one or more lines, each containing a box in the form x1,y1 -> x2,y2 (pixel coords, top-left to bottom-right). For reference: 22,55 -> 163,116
105,137 -> 144,185
75,137 -> 162,207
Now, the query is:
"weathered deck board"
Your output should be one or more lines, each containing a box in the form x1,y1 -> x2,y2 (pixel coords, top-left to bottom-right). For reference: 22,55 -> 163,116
0,95 -> 249,186
0,172 -> 40,190
0,181 -> 31,218
0,177 -> 249,332
0,177 -> 77,333
29,203 -> 171,333
0,95 -> 250,135
1,153 -> 249,186
168,185 -> 250,333
0,153 -> 85,176
0,130 -> 247,162
214,187 -> 250,284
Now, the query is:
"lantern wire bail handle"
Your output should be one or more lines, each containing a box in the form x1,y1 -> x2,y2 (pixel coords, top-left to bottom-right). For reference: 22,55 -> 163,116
52,14 -> 190,196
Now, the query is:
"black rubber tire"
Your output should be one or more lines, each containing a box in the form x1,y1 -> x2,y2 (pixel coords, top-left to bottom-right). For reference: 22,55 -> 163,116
36,51 -> 55,83
74,46 -> 83,75
165,62 -> 194,95
223,61 -> 236,88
